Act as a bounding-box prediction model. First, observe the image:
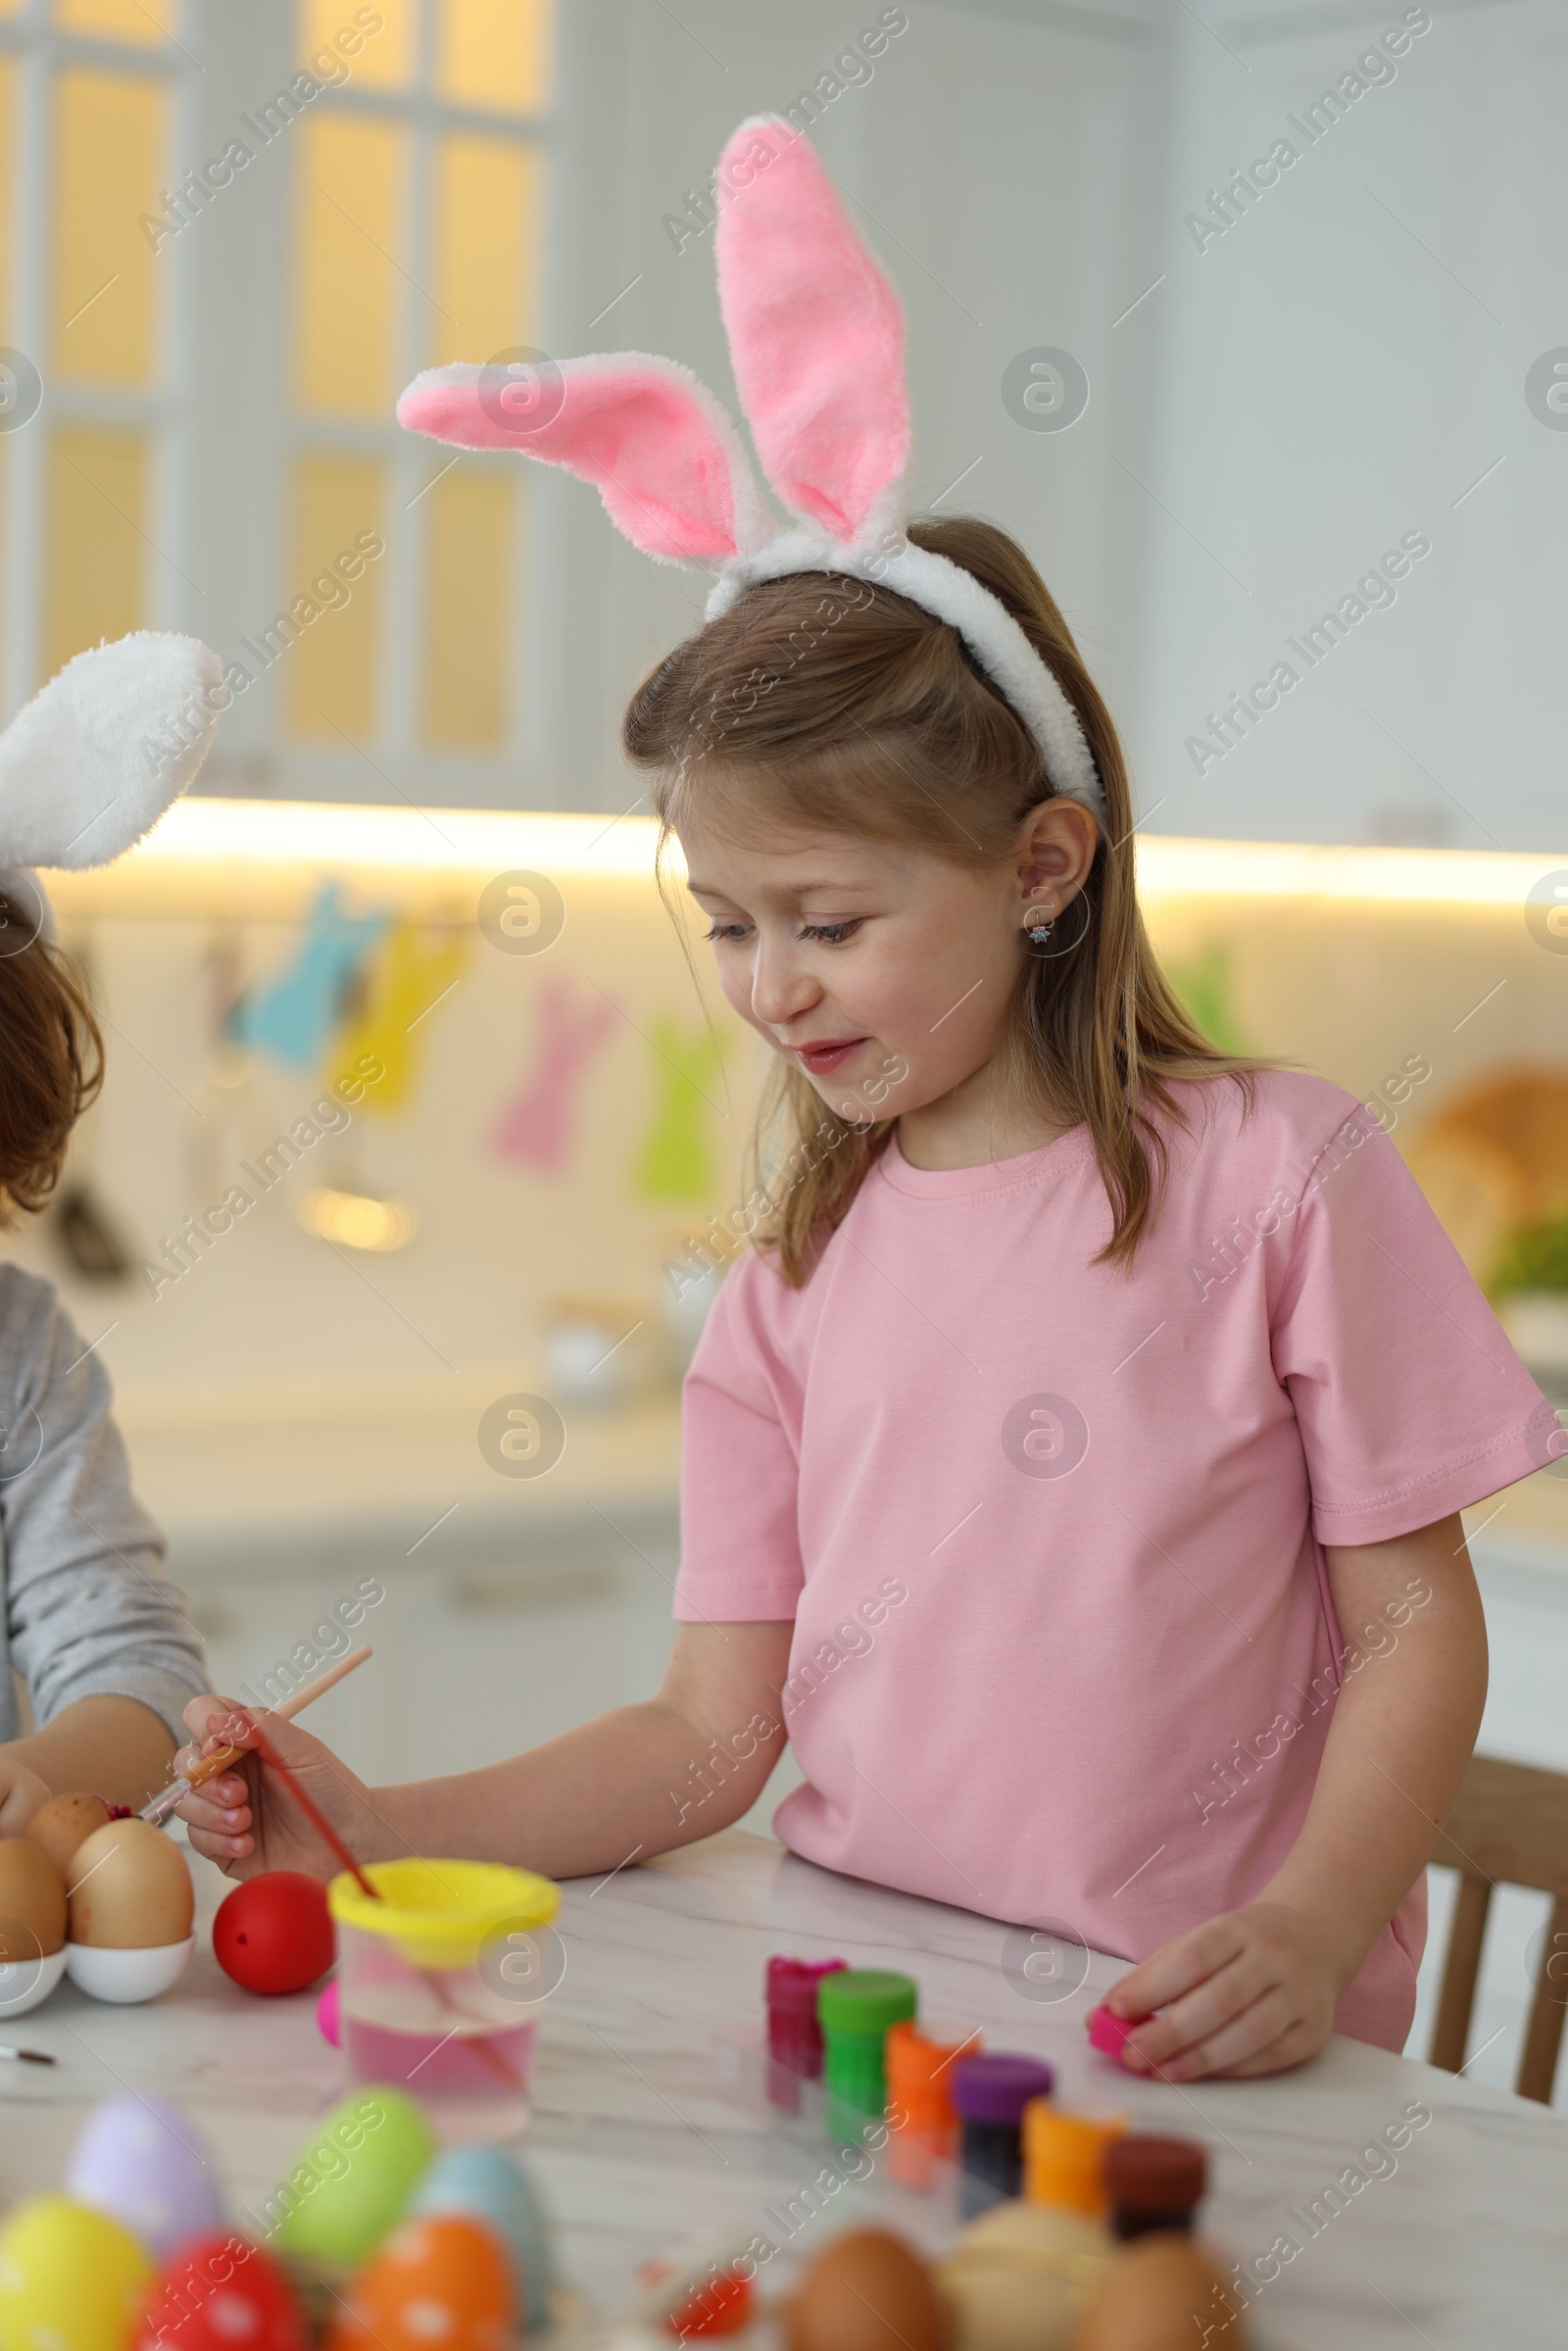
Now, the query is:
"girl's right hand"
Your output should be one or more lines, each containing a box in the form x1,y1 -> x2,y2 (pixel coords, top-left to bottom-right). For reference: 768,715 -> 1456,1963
173,1695 -> 386,1881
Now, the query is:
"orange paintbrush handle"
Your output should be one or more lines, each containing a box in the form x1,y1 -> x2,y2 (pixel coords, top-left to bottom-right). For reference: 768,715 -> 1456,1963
141,1642 -> 372,1819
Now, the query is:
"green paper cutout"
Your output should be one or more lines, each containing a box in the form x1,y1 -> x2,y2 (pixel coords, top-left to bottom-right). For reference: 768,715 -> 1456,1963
633,1020 -> 725,1204
1168,939 -> 1252,1055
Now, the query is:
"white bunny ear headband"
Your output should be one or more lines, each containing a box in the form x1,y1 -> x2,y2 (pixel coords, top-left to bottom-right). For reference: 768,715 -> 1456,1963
0,631 -> 223,946
397,115 -> 1105,826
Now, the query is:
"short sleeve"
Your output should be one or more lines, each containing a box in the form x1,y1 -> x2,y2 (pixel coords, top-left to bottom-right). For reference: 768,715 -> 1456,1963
1271,1110 -> 1556,1546
673,1252 -> 807,1622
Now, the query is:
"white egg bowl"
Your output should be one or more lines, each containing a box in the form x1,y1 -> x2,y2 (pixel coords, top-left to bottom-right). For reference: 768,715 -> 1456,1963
66,1937 -> 194,2003
0,1945 -> 67,2017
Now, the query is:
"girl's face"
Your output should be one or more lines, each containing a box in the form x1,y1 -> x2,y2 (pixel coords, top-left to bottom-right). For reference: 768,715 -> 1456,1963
677,798 -> 1097,1141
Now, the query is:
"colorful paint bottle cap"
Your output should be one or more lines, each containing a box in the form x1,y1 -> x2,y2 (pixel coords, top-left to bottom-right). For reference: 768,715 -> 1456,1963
767,1956 -> 847,2015
816,1969 -> 917,2034
1023,2100 -> 1126,2216
886,2019 -> 981,2120
953,2053 -> 1054,2124
1087,2005 -> 1150,2060
1105,2133 -> 1207,2216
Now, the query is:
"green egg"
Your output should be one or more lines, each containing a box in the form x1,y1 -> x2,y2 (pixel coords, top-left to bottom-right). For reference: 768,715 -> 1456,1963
273,2086 -> 434,2266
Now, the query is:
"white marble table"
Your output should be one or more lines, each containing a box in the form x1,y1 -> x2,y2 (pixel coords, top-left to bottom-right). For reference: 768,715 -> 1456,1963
3,1831 -> 1564,2349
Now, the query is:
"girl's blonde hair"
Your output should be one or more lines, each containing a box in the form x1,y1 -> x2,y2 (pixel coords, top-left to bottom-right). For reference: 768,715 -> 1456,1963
622,514 -> 1256,1286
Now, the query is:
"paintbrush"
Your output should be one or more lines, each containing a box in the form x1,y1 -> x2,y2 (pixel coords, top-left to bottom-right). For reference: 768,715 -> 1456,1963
140,1643 -> 372,1825
243,1724 -> 522,2093
183,1659 -> 521,2096
243,1720 -> 380,1897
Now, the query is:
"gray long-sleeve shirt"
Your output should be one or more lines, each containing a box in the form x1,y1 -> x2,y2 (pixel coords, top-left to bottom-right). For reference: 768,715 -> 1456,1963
0,1262 -> 207,1745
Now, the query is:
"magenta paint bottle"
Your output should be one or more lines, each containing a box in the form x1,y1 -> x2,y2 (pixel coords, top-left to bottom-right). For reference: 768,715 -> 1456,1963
765,1956 -> 848,2111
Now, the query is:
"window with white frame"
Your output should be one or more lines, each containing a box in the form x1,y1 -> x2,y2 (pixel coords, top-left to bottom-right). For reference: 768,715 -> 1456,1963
0,0 -> 553,801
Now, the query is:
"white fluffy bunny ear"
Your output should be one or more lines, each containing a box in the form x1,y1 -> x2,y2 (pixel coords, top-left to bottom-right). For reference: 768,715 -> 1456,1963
398,353 -> 776,566
0,631 -> 223,869
713,117 -> 910,554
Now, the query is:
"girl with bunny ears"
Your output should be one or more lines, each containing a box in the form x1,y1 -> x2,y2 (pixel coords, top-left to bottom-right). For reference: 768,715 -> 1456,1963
175,122 -> 1553,2082
0,632 -> 220,1824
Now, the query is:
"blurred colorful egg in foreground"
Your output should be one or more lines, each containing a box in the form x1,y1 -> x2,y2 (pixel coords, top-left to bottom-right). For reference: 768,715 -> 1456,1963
0,2194 -> 153,2351
790,2229 -> 946,2351
411,2142 -> 553,2329
273,2088 -> 433,2267
214,1874 -> 335,1996
325,2213 -> 513,2351
666,2269 -> 753,2336
1070,2234 -> 1243,2350
66,2094 -> 222,2259
132,2232 -> 308,2351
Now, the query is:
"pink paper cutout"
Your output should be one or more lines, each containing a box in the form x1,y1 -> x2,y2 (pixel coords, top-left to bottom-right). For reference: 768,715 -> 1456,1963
489,982 -> 617,1174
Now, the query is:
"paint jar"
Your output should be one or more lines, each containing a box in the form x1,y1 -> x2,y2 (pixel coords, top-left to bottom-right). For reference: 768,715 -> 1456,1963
816,1969 -> 917,2143
1104,2133 -> 1207,2240
953,2054 -> 1055,2218
765,1956 -> 848,2111
329,1858 -> 561,2141
1023,2100 -> 1127,2219
885,2018 -> 982,2188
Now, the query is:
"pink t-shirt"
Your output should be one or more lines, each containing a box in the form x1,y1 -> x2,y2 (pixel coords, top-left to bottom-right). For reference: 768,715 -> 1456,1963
674,1072 -> 1557,2052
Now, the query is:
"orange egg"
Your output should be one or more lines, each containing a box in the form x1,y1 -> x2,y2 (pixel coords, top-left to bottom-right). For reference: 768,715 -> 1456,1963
327,2215 -> 514,2351
1069,2236 -> 1244,2351
791,2229 -> 946,2351
0,1837 -> 67,1959
25,1793 -> 113,1882
68,1820 -> 193,1950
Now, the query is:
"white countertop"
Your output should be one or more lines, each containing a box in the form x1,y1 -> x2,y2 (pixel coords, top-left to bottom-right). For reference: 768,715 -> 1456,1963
3,1831 -> 1565,2348
114,1385 -> 683,1571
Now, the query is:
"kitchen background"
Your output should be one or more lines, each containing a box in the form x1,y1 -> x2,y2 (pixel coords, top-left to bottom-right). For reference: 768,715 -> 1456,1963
0,0 -> 1565,2090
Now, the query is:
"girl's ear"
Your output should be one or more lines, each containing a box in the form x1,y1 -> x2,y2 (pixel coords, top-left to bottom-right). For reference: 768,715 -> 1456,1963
1016,796 -> 1101,896
397,353 -> 775,566
714,118 -> 910,553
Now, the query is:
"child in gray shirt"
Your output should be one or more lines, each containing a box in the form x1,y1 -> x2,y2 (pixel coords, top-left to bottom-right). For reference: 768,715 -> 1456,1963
0,627 -> 223,1824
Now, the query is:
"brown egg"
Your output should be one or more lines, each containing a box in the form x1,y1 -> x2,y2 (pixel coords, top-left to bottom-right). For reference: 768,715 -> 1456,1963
25,1791 -> 113,1880
0,1837 -> 68,1958
938,2201 -> 1113,2351
790,2229 -> 947,2351
67,1819 -> 194,1949
1069,2236 -> 1245,2351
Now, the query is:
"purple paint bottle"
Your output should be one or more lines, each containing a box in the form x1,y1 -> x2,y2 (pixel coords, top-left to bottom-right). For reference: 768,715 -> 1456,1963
954,2053 -> 1056,2217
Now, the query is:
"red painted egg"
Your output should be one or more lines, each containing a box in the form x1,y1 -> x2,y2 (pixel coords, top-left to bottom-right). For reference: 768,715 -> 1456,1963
133,2231 -> 307,2351
327,2215 -> 513,2351
213,1873 -> 334,1996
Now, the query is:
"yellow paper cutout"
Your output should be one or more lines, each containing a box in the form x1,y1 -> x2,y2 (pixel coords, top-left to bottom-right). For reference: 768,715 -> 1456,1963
331,918 -> 467,1112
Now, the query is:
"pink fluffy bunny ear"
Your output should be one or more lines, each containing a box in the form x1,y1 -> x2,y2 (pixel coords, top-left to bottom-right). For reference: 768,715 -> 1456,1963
396,352 -> 774,566
714,117 -> 909,552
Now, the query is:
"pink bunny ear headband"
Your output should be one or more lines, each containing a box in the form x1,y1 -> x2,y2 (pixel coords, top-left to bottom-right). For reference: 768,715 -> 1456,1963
397,115 -> 1105,827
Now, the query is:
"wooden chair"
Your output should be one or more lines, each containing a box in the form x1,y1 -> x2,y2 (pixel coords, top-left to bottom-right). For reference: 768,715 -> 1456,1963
1429,1751 -> 1568,2103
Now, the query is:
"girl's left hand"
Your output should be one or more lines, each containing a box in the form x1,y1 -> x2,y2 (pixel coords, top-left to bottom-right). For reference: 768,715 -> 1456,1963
1102,1901 -> 1341,2081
